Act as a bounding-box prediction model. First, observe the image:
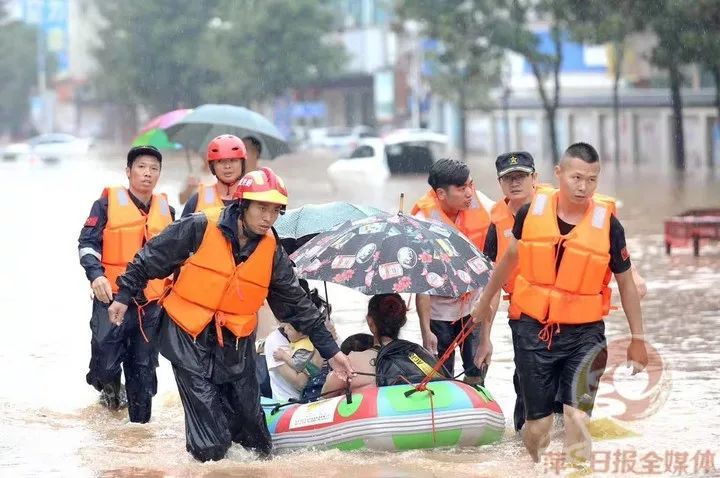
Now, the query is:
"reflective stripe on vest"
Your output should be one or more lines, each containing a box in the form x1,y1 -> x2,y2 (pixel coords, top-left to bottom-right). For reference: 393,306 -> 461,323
410,188 -> 491,251
101,187 -> 173,298
513,190 -> 612,325
161,207 -> 275,342
195,183 -> 224,212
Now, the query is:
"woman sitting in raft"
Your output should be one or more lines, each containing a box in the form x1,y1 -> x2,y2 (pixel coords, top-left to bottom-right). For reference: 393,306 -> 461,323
322,293 -> 448,396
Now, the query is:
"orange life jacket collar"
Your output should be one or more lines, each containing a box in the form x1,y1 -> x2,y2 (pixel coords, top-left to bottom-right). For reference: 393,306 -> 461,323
411,187 -> 491,251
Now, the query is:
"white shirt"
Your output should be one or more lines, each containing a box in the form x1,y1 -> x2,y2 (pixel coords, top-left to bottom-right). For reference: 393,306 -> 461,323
414,189 -> 494,322
264,329 -> 299,403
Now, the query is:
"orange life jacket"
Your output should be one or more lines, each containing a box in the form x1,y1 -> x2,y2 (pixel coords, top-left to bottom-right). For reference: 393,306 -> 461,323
490,198 -> 522,319
513,189 -> 614,330
101,187 -> 173,300
161,207 -> 275,345
411,188 -> 491,250
500,185 -> 618,320
195,183 -> 224,212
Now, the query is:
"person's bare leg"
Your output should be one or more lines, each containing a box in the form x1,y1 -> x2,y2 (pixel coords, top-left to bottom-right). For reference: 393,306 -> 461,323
563,404 -> 592,464
523,415 -> 554,462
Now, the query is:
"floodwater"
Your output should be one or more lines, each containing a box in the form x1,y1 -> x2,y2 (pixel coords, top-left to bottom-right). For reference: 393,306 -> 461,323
1,147 -> 719,477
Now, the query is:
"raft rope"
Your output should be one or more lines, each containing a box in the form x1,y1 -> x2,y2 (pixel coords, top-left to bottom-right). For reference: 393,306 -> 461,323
266,339 -> 486,444
408,317 -> 478,398
132,298 -> 150,343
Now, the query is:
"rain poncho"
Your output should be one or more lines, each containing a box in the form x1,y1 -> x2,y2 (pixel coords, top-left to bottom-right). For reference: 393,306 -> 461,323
115,203 -> 339,460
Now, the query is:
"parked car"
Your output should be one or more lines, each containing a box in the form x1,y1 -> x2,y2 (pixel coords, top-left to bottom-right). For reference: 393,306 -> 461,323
1,133 -> 93,162
307,125 -> 377,157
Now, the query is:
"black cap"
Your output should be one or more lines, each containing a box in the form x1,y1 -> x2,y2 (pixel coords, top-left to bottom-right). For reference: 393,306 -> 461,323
495,151 -> 535,177
127,145 -> 162,168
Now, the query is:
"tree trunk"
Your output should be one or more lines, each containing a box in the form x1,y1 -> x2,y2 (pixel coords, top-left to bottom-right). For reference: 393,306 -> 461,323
458,81 -> 468,161
669,65 -> 685,171
546,106 -> 559,168
612,41 -> 625,169
711,65 -> 720,168
549,20 -> 563,164
713,66 -> 720,126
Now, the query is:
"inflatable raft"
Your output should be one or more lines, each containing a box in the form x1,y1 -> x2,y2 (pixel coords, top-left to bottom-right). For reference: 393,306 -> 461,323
262,381 -> 505,451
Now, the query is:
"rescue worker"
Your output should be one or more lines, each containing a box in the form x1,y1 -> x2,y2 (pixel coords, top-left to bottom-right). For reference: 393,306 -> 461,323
106,167 -> 354,462
180,134 -> 247,216
411,158 -> 494,384
479,151 -> 648,433
242,135 -> 262,173
78,145 -> 174,422
471,142 -> 648,463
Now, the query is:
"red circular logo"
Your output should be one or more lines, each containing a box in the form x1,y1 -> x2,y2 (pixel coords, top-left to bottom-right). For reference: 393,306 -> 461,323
571,337 -> 671,421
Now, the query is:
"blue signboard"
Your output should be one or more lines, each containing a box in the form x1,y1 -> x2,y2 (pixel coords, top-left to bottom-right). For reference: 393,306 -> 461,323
292,102 -> 327,119
523,31 -> 607,74
20,0 -> 70,75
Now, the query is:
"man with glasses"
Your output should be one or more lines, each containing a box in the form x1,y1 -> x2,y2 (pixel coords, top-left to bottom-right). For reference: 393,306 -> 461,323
477,152 -> 547,432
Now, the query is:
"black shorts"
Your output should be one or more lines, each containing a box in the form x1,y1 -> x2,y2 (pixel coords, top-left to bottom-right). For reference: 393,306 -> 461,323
510,316 -> 607,421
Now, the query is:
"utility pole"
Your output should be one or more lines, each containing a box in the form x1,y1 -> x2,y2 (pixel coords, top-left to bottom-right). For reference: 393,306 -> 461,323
34,0 -> 49,133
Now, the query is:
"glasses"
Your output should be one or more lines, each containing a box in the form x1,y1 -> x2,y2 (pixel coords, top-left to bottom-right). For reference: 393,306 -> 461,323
500,172 -> 531,184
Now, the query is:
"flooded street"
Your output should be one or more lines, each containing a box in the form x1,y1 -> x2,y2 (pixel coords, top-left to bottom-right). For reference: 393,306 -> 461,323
1,149 -> 718,477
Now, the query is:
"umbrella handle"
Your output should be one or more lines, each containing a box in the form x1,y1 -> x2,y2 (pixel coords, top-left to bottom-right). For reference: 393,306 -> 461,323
184,148 -> 193,173
324,281 -> 330,320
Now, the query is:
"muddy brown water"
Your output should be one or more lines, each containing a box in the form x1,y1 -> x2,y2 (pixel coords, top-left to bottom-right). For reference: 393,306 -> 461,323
1,149 -> 718,477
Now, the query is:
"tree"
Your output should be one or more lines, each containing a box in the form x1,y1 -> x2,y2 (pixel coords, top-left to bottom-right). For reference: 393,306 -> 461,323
92,0 -> 220,117
645,0 -> 695,172
91,0 -> 345,136
0,1 -> 40,137
397,1 -> 503,159
681,0 -> 720,164
486,0 -> 567,164
565,0 -> 646,167
201,0 -> 346,105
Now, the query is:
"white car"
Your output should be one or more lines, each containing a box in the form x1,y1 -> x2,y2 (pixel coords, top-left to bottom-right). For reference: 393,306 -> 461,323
326,129 -> 449,187
326,137 -> 390,187
1,133 -> 93,162
307,125 -> 377,157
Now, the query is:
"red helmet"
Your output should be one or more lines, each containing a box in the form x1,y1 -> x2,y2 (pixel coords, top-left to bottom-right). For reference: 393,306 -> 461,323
206,134 -> 247,162
234,167 -> 288,206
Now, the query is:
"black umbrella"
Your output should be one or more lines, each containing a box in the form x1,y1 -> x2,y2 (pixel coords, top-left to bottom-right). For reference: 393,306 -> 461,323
290,213 -> 493,297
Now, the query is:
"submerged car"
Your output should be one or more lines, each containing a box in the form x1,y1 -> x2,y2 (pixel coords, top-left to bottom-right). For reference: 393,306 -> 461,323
1,133 -> 93,162
326,129 -> 449,187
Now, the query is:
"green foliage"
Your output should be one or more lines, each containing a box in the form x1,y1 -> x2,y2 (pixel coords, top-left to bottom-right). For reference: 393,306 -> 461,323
397,0 -> 503,108
397,1 -> 504,156
92,0 -> 345,114
0,2 -> 40,136
672,0 -> 720,72
201,0 -> 345,104
92,0 -> 220,113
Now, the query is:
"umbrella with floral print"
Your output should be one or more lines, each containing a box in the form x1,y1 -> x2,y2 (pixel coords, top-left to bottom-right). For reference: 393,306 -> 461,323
290,213 -> 493,297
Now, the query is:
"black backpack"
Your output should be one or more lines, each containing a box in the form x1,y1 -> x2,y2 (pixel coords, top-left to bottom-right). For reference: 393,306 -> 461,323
374,339 -> 449,387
